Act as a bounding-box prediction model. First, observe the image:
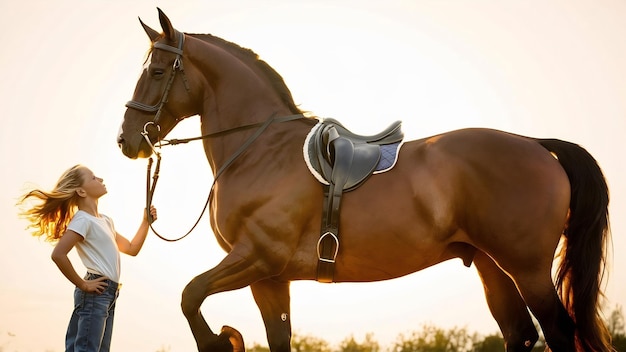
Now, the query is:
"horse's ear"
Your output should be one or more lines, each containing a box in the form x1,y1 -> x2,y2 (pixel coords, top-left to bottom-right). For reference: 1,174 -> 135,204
156,7 -> 178,42
139,17 -> 160,43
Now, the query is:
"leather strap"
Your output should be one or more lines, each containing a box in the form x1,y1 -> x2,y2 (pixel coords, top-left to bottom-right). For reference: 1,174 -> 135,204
316,137 -> 354,282
145,113 -> 304,242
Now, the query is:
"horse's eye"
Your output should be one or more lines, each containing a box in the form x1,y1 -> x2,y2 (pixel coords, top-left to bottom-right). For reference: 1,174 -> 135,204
151,69 -> 165,79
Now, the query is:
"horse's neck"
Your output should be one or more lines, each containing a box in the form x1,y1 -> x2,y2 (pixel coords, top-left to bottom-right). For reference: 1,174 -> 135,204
193,37 -> 282,117
192,38 -> 298,174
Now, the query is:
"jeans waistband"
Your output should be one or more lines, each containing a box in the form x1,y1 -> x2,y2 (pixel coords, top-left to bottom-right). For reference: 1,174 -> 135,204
84,272 -> 121,291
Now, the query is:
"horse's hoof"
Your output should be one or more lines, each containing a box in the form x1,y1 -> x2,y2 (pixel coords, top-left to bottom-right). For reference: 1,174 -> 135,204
198,330 -> 241,352
220,325 -> 245,352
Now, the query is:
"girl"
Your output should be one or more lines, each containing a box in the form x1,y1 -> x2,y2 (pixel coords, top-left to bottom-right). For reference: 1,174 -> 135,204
18,164 -> 157,352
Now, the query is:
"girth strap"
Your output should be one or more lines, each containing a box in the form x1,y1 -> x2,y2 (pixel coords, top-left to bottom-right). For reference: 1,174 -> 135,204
317,137 -> 354,282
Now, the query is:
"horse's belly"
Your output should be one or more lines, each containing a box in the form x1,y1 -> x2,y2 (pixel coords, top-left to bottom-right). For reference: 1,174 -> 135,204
331,223 -> 470,282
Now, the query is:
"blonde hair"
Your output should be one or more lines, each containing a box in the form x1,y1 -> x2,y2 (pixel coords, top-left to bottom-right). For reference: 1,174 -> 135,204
18,164 -> 87,242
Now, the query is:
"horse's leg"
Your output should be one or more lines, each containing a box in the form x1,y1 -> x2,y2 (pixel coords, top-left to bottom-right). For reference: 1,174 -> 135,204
250,279 -> 292,352
473,251 -> 538,352
511,269 -> 575,352
181,249 -> 269,352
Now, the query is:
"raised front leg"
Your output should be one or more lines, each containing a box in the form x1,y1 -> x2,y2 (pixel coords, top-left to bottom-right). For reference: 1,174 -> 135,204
474,251 -> 538,352
250,279 -> 292,352
181,249 -> 271,352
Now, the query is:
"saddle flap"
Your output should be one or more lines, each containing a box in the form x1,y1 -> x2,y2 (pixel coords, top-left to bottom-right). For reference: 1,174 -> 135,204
329,136 -> 381,191
345,142 -> 381,191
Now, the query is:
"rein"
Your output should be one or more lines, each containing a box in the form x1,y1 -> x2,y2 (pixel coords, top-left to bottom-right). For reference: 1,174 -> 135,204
144,113 -> 305,242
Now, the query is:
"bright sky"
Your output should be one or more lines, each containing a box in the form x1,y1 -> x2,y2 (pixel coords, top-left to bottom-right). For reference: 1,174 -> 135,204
1,1 -> 625,351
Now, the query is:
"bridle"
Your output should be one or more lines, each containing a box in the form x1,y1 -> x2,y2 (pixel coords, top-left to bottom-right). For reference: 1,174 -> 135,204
124,30 -> 196,241
126,31 -> 190,130
124,30 -> 305,241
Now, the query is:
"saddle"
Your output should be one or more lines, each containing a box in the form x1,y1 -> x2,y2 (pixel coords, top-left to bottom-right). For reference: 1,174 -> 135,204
304,118 -> 404,282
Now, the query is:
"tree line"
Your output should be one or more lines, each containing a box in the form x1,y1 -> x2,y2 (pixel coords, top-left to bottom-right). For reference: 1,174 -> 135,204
241,305 -> 626,352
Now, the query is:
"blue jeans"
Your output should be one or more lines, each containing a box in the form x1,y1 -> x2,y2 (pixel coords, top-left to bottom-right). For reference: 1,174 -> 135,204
65,273 -> 120,352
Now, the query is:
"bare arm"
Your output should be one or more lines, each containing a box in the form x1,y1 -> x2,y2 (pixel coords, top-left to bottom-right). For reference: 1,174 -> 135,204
51,230 -> 107,293
116,206 -> 157,256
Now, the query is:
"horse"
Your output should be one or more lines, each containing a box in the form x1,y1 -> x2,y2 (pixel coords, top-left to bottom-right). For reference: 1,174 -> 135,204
117,8 -> 612,352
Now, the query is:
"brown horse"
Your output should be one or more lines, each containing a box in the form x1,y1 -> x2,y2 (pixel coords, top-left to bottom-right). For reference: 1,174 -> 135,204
117,8 -> 612,352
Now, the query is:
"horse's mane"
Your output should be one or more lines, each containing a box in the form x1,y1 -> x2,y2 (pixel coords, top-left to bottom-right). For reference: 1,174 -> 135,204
189,33 -> 308,117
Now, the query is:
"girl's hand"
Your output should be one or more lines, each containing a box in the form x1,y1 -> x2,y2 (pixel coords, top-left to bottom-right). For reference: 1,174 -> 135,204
145,205 -> 158,223
81,276 -> 109,294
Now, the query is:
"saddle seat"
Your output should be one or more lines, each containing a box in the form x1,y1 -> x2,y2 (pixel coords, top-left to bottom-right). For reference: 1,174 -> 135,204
323,118 -> 404,144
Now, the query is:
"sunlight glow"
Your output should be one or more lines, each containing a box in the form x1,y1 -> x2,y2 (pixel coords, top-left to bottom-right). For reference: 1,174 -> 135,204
1,1 -> 625,351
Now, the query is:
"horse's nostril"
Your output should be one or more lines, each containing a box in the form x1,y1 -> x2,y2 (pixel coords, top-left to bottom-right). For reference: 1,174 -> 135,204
117,136 -> 125,148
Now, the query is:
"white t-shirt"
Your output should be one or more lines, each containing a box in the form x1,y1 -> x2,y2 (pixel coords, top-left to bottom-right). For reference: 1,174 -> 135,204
67,210 -> 121,282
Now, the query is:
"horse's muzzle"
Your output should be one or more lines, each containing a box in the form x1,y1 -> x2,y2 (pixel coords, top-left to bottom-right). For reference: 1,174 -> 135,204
117,133 -> 154,159
117,135 -> 137,159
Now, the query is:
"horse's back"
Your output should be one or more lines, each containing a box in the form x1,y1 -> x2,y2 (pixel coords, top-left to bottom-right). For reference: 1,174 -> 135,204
412,127 -> 570,206
330,128 -> 570,281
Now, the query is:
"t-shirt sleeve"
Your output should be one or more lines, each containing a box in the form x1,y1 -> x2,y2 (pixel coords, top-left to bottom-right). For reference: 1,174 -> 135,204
67,214 -> 90,239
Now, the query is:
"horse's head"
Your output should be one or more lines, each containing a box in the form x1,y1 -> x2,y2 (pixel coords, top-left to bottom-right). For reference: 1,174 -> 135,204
118,8 -> 198,159
119,8 -> 306,159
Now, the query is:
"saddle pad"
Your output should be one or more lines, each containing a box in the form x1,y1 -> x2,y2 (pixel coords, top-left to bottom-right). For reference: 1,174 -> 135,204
375,142 -> 403,173
303,122 -> 403,185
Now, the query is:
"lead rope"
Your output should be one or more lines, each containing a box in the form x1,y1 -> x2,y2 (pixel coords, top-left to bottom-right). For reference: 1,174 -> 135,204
145,154 -> 209,242
141,121 -> 202,242
142,121 -> 205,241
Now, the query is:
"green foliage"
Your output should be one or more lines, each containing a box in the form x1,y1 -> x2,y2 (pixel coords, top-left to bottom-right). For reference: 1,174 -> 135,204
291,332 -> 332,352
608,305 -> 625,337
613,335 -> 626,352
607,305 -> 626,352
339,333 -> 381,352
247,343 -> 271,352
390,324 -> 479,352
471,334 -> 504,352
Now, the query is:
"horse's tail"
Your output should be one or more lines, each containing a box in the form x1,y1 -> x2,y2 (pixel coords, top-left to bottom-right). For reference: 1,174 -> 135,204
537,138 -> 612,351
